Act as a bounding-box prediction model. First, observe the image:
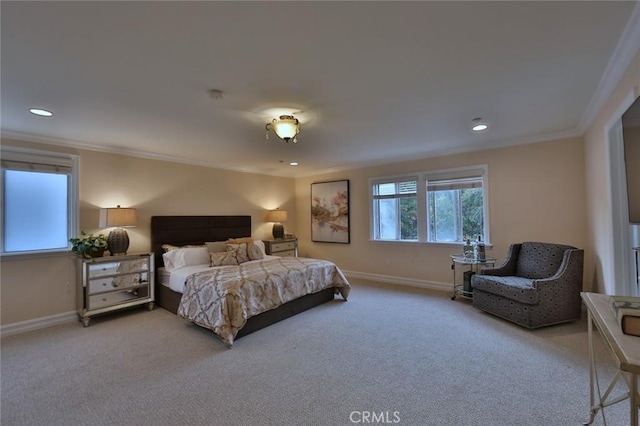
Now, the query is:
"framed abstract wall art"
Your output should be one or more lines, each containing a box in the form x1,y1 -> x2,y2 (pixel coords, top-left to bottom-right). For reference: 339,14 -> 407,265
311,179 -> 350,243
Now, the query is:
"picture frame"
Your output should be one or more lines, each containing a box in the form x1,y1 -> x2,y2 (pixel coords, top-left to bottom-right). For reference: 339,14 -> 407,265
311,179 -> 350,244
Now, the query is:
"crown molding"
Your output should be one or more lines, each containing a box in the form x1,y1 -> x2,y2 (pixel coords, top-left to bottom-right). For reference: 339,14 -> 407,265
578,1 -> 640,133
294,127 -> 583,178
3,124 -> 583,181
0,130 -> 292,178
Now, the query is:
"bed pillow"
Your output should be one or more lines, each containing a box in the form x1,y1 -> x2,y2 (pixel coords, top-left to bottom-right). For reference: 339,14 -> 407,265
162,243 -> 206,252
227,238 -> 265,260
163,247 -> 210,272
205,241 -> 227,253
226,243 -> 250,264
227,237 -> 254,244
247,242 -> 264,260
210,251 -> 239,266
253,240 -> 266,257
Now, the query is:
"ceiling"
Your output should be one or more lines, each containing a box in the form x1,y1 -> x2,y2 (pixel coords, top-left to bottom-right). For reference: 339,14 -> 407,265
1,1 -> 638,178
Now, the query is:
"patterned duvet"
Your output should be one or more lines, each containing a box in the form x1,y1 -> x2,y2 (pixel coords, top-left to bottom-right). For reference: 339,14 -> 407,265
177,257 -> 350,346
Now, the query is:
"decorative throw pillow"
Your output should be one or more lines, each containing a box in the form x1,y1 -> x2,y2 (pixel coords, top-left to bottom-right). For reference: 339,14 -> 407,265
253,240 -> 266,257
226,243 -> 250,264
227,237 -> 254,245
210,251 -> 239,267
205,241 -> 227,253
247,242 -> 264,261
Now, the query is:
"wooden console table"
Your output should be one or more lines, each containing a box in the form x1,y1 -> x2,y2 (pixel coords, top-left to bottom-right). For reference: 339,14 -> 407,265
581,292 -> 640,425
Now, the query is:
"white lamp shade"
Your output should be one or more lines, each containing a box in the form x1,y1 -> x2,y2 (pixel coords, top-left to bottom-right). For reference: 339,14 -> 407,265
99,207 -> 137,228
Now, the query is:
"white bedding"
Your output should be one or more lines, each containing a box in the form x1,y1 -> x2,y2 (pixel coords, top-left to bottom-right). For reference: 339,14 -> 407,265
159,255 -> 280,293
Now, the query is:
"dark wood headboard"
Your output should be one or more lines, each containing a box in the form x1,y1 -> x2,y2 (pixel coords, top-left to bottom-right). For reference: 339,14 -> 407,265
150,216 -> 251,267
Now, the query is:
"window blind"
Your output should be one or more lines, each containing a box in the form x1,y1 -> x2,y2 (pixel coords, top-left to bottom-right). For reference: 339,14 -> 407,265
1,159 -> 72,175
427,176 -> 483,191
372,176 -> 417,200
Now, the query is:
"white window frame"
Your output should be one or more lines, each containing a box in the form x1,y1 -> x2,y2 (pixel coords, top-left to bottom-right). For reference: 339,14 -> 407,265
371,175 -> 419,241
1,146 -> 79,257
370,165 -> 489,245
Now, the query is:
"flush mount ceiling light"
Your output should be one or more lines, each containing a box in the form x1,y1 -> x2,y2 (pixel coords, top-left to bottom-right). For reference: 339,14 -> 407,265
29,108 -> 53,117
266,115 -> 300,143
471,118 -> 488,132
208,89 -> 224,100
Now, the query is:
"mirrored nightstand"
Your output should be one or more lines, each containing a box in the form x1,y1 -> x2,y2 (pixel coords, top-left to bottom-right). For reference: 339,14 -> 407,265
264,238 -> 298,257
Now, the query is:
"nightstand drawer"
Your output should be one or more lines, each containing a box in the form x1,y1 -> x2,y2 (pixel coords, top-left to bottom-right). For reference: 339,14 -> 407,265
88,262 -> 120,277
264,239 -> 298,257
88,288 -> 148,310
88,272 -> 149,294
271,241 -> 295,252
88,258 -> 149,278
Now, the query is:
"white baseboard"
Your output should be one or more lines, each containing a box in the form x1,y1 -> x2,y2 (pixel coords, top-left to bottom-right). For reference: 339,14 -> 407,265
342,270 -> 451,293
1,311 -> 77,338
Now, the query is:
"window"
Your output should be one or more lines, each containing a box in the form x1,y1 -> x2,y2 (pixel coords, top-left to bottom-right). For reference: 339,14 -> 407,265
1,147 -> 78,254
372,177 -> 418,241
371,166 -> 488,244
427,176 -> 484,243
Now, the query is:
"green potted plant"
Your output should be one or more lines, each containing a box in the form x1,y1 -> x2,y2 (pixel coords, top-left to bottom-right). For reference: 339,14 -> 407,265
70,231 -> 108,259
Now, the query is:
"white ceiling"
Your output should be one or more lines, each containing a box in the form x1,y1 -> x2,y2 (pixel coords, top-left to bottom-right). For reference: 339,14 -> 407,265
1,1 -> 638,177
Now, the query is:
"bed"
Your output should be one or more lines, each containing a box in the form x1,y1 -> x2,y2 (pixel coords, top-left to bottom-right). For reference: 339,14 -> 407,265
150,215 -> 350,346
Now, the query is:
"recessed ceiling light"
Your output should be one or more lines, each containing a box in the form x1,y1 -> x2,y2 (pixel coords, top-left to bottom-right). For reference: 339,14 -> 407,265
471,117 -> 488,132
29,108 -> 53,117
289,162 -> 299,166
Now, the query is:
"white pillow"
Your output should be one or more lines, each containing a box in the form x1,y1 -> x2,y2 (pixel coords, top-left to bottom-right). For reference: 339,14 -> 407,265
162,247 -> 210,272
253,240 -> 266,257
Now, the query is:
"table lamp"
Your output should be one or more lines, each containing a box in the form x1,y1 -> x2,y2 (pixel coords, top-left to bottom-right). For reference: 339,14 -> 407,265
266,209 -> 288,239
99,205 -> 137,255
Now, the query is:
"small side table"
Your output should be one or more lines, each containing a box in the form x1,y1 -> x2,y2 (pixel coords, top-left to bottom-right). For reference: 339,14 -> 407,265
77,252 -> 155,327
450,254 -> 497,300
264,238 -> 298,257
581,292 -> 639,426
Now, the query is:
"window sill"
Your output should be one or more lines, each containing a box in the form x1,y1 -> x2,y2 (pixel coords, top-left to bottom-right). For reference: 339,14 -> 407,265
369,239 -> 493,249
0,250 -> 74,262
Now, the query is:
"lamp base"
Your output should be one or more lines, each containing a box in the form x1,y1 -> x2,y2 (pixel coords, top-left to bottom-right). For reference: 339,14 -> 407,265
108,228 -> 130,255
272,223 -> 284,240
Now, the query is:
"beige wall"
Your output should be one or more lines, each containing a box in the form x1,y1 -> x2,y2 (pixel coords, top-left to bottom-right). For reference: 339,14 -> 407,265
0,138 -> 295,325
2,135 -> 589,326
296,136 -> 587,287
2,53 -> 637,328
584,48 -> 640,295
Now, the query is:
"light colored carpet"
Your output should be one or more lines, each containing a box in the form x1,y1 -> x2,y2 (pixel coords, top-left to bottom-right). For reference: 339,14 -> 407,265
0,281 -> 630,426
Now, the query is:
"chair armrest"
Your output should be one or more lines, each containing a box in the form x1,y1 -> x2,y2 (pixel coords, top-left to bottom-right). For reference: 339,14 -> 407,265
533,249 -> 584,291
480,243 -> 521,276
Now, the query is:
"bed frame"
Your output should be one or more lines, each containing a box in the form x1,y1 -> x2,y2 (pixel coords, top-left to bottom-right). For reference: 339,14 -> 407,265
150,215 -> 335,340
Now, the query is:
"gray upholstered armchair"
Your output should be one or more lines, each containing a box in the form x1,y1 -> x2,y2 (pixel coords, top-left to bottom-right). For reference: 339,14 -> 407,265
471,242 -> 584,328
